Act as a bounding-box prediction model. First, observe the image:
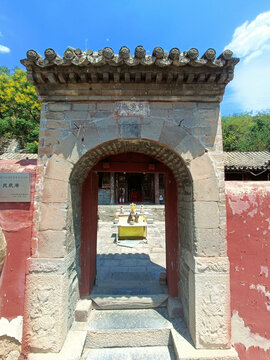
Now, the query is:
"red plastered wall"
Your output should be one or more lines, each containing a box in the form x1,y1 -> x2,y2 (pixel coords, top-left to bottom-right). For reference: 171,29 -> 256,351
226,182 -> 270,360
0,159 -> 37,319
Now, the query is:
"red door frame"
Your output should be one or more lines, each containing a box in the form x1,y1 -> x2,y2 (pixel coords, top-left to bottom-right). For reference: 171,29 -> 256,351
80,155 -> 179,297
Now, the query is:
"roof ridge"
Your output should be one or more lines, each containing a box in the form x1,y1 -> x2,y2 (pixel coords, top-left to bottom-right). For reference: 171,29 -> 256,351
21,46 -> 239,69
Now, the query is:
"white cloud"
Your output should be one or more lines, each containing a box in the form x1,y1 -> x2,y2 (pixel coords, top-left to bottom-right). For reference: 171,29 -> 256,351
0,44 -> 10,53
225,11 -> 270,113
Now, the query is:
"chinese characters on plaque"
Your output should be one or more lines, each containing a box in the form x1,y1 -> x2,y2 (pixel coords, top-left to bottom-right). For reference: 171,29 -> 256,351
0,173 -> 30,202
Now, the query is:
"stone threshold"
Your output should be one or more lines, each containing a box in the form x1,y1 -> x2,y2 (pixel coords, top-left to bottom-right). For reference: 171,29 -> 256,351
91,294 -> 168,309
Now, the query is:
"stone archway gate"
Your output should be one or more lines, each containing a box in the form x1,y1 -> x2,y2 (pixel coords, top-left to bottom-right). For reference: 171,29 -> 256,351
21,46 -> 239,357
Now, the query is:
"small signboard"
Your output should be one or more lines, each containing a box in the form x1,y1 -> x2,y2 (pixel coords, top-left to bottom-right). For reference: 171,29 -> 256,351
0,173 -> 31,202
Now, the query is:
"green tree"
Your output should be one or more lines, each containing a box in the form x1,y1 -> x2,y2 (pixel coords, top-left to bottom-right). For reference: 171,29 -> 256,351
0,66 -> 40,153
222,112 -> 270,152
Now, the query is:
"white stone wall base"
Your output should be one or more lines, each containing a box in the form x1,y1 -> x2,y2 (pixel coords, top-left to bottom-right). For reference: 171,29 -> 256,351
28,330 -> 86,360
172,329 -> 239,360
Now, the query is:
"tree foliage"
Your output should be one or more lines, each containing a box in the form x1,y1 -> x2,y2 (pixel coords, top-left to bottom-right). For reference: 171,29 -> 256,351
0,66 -> 40,153
222,112 -> 270,152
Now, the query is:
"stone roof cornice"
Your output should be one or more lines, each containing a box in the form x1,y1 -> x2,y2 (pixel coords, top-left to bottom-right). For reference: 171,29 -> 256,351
21,46 -> 239,102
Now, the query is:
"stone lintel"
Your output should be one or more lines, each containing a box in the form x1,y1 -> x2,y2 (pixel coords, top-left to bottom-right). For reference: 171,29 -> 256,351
33,78 -> 226,102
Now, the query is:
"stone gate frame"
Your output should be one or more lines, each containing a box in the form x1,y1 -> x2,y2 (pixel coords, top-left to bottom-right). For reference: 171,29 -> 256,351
21,46 -> 239,354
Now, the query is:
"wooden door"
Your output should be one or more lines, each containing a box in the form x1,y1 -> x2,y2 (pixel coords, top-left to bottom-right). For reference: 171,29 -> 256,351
80,171 -> 98,296
165,170 -> 179,297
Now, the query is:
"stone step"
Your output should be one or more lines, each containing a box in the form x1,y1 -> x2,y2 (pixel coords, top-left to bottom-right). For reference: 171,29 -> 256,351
91,294 -> 168,309
83,346 -> 176,360
85,308 -> 172,348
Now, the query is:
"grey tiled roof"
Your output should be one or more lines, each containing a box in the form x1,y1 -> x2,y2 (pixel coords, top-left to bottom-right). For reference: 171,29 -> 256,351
224,151 -> 270,170
0,153 -> 38,160
0,151 -> 269,170
21,46 -> 238,69
20,47 -> 239,88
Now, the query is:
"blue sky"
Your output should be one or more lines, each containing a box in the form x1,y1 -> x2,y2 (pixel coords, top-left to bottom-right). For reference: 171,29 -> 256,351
1,0 -> 270,116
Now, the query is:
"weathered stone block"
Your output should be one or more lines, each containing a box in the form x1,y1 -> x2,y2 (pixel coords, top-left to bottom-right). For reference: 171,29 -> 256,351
90,110 -> 111,119
48,103 -> 71,112
159,122 -> 186,149
197,103 -> 219,126
175,134 -> 205,161
75,299 -> 92,322
45,154 -> 73,182
72,103 -> 95,111
193,177 -> 219,201
193,201 -> 220,229
42,178 -> 69,203
46,120 -> 69,129
118,116 -> 141,125
189,153 -> 216,181
188,269 -> 231,349
173,102 -> 195,110
38,230 -> 66,258
24,273 -> 69,352
194,228 -> 227,256
43,129 -> 63,137
150,108 -> 170,117
78,124 -> 100,151
42,112 -> 64,120
96,102 -> 115,111
171,108 -> 196,127
141,118 -> 164,141
65,111 -> 90,121
120,124 -> 141,138
196,273 -> 230,348
150,102 -> 173,109
96,118 -> 118,143
39,203 -> 67,231
28,251 -> 75,274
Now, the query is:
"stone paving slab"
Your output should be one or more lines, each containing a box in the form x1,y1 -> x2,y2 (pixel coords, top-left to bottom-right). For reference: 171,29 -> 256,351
96,218 -> 166,271
94,215 -> 167,297
88,309 -> 171,331
85,309 -> 172,349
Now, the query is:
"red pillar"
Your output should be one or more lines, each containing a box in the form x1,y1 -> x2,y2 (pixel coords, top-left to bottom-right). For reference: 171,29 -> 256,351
165,171 -> 179,297
154,173 -> 160,204
80,171 -> 98,296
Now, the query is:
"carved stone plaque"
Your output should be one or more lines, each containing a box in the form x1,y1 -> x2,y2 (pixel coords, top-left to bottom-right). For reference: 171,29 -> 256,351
115,101 -> 150,116
0,173 -> 30,202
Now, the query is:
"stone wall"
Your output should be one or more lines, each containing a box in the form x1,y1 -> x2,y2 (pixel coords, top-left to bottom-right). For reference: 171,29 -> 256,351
0,159 -> 37,360
1,164 -> 269,360
19,99 -> 231,353
227,182 -> 270,360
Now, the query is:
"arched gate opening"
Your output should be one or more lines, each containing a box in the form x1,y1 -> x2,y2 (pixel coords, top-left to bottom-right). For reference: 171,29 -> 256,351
80,151 -> 179,297
70,139 -> 192,304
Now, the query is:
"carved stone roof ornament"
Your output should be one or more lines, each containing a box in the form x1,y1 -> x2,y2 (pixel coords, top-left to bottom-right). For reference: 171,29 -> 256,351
21,46 -> 239,101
